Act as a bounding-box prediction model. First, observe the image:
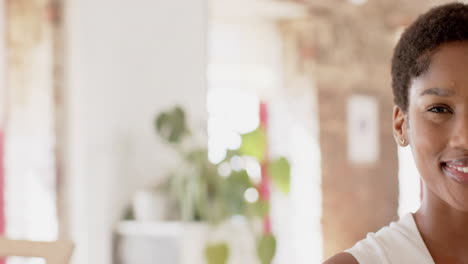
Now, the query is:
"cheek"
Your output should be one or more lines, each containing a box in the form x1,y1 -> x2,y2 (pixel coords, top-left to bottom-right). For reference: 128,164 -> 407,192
408,116 -> 448,174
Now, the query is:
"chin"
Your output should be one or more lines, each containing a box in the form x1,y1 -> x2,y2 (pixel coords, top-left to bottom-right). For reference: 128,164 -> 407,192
438,185 -> 468,212
422,169 -> 468,213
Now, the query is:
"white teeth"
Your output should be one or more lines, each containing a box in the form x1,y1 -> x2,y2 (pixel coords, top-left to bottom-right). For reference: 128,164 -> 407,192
447,165 -> 468,173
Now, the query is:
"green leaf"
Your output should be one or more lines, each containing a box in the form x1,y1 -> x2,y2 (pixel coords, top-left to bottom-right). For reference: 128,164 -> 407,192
156,112 -> 168,131
226,170 -> 252,189
269,157 -> 291,195
246,200 -> 269,218
240,128 -> 266,162
205,242 -> 229,264
185,149 -> 208,164
122,205 -> 135,220
223,170 -> 253,216
257,233 -> 276,264
155,106 -> 189,144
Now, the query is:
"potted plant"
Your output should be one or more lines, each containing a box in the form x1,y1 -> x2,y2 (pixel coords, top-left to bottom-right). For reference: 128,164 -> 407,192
155,106 -> 290,264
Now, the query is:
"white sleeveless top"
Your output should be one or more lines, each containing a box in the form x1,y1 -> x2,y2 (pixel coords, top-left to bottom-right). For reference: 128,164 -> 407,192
345,213 -> 434,264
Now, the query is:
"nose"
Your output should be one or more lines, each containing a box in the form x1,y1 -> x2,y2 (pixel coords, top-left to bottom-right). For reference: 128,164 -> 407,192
449,113 -> 468,150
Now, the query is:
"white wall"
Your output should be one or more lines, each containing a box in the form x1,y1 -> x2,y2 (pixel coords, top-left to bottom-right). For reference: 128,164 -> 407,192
64,1 -> 207,263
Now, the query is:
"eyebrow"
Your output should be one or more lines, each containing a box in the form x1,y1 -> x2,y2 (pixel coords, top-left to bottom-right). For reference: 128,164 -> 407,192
419,87 -> 455,97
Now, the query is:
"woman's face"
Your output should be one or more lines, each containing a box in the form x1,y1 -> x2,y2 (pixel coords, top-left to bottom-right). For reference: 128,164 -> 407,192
394,41 -> 468,211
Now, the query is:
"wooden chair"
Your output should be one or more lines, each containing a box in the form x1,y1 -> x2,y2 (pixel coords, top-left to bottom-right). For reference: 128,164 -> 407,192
0,238 -> 74,264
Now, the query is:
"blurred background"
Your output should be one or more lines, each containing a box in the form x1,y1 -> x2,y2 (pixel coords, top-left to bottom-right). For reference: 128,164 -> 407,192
0,0 -> 460,263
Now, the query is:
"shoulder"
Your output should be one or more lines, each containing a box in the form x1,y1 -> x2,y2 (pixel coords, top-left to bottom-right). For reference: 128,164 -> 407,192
323,252 -> 359,264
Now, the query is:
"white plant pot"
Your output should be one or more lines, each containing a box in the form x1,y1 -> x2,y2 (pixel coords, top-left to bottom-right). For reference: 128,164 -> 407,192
132,190 -> 169,221
115,218 -> 260,264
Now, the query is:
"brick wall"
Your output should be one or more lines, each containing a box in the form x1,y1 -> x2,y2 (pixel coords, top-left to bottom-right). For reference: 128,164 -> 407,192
280,7 -> 400,258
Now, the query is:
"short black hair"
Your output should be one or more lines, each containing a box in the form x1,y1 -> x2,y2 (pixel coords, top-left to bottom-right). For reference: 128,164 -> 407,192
391,2 -> 468,112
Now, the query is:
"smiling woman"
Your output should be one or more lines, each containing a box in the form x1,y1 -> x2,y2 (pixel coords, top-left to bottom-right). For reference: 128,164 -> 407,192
325,3 -> 468,264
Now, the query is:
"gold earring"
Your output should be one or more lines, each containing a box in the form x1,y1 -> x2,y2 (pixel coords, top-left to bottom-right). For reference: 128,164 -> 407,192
400,138 -> 405,145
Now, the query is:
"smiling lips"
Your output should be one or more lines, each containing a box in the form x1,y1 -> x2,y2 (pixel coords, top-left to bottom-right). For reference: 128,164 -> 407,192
443,161 -> 468,184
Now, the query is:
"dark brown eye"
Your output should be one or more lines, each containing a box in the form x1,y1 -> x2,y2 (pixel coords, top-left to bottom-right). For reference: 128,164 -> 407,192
428,106 -> 452,114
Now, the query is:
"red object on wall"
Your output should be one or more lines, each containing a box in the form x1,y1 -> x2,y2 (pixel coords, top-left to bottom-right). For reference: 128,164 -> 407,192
258,102 -> 272,234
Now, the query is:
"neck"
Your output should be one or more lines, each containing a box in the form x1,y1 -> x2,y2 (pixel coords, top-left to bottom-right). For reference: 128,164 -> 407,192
415,184 -> 468,261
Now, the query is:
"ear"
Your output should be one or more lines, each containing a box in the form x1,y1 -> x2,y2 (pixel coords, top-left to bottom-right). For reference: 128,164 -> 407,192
393,106 -> 408,147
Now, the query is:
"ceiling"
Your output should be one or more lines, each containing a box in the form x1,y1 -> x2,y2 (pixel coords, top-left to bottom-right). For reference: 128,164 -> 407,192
282,0 -> 463,27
